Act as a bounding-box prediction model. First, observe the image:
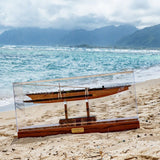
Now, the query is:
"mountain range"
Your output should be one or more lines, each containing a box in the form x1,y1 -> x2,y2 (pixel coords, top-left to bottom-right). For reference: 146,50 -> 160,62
0,24 -> 160,48
117,24 -> 160,48
0,25 -> 136,47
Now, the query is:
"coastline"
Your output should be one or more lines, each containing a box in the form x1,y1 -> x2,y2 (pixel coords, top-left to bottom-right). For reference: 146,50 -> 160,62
0,78 -> 160,159
1,65 -> 160,113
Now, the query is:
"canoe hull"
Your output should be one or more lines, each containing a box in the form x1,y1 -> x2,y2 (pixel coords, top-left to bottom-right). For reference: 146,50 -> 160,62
25,85 -> 131,103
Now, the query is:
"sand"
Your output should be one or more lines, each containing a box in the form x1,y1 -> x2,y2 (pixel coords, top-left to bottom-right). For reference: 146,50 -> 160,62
0,78 -> 160,160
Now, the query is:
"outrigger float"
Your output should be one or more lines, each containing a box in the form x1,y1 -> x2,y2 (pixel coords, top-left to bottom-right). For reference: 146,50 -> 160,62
14,71 -> 140,138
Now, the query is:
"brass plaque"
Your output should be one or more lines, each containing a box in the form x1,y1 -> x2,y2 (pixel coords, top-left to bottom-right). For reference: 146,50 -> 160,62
71,127 -> 84,133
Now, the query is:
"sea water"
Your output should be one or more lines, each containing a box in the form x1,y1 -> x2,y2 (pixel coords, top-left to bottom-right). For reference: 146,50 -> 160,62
1,45 -> 160,111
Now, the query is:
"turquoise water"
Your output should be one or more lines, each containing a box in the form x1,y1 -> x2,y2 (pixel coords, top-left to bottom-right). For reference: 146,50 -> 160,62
1,45 -> 160,111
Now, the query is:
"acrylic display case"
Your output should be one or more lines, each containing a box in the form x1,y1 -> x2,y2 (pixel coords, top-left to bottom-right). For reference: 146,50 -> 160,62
13,71 -> 140,138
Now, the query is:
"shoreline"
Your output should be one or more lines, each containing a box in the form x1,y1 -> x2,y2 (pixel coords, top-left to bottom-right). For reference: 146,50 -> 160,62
0,78 -> 160,159
1,72 -> 160,113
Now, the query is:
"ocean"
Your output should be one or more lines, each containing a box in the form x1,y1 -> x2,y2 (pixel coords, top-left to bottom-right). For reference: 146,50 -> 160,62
1,45 -> 160,112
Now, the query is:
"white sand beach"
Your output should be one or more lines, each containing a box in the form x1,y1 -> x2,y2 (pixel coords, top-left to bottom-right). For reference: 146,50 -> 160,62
0,78 -> 160,160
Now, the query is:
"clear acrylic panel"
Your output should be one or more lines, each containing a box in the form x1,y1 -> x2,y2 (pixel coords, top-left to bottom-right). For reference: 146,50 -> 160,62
13,71 -> 138,131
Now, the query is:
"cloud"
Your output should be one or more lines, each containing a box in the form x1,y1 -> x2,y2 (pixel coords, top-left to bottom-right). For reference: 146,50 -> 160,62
0,0 -> 160,29
131,0 -> 150,10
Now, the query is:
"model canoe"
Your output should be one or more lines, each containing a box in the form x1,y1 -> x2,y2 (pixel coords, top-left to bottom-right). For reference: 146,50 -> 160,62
24,85 -> 131,103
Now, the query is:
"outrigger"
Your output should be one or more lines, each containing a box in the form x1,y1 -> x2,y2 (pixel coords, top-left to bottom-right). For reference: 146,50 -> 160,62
15,71 -> 140,138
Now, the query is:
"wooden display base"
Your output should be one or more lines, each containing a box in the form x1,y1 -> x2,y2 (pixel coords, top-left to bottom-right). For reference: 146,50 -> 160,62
18,117 -> 140,138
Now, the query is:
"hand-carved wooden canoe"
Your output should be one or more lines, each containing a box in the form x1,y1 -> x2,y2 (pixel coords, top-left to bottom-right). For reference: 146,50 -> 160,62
24,85 -> 131,103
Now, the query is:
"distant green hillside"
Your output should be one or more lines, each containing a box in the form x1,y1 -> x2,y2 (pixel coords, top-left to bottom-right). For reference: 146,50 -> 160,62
117,24 -> 160,48
61,25 -> 137,46
0,28 -> 68,46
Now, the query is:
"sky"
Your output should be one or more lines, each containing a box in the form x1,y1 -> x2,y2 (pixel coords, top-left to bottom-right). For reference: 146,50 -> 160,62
0,0 -> 160,31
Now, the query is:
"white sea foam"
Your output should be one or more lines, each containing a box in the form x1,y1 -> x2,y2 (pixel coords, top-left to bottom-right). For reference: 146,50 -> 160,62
0,97 -> 14,112
135,65 -> 160,82
0,97 -> 14,107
